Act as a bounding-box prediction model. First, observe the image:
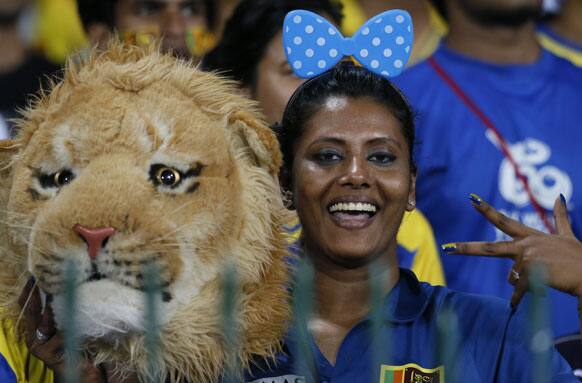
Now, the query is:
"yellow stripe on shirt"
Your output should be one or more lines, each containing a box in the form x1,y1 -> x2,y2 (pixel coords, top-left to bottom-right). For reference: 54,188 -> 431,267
537,32 -> 582,67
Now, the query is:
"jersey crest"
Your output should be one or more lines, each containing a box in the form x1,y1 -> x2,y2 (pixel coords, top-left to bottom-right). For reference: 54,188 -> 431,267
379,363 -> 444,383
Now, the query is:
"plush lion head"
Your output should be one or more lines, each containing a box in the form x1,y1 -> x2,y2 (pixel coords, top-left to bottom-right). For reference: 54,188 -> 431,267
0,43 -> 290,382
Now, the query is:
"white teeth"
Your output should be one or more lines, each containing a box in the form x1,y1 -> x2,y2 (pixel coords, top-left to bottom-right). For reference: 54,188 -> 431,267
329,202 -> 377,213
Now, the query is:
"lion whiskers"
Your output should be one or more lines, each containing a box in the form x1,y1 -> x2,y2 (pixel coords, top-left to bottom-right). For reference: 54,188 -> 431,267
15,277 -> 39,329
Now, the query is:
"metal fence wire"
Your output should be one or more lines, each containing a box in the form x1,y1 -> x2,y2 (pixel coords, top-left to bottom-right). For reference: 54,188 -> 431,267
55,259 -> 553,383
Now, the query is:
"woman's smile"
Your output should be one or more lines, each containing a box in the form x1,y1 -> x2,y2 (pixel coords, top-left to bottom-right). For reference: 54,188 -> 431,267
327,196 -> 379,230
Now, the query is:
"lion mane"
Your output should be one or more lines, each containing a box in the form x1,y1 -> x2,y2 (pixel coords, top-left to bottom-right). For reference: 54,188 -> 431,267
0,43 -> 291,382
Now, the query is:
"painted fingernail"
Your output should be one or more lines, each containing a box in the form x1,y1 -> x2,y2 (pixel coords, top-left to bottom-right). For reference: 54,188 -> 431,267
560,193 -> 567,207
469,193 -> 482,206
441,243 -> 457,252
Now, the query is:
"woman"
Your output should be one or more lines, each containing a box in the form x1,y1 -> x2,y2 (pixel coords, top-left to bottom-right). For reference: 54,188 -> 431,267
203,0 -> 446,287
243,63 -> 578,383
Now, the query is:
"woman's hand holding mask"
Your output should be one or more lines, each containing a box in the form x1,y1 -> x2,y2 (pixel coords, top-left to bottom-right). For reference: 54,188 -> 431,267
18,279 -> 139,383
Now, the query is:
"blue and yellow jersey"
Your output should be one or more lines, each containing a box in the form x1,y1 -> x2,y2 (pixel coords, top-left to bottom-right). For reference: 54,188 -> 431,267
284,209 -> 446,286
537,24 -> 582,67
0,320 -> 53,383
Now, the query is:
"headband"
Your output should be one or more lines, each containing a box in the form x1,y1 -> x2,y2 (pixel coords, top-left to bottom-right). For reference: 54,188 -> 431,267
283,9 -> 413,79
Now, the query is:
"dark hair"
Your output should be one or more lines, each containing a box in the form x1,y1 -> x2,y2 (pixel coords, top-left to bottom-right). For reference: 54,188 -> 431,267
277,63 -> 416,188
76,0 -> 217,31
202,0 -> 343,89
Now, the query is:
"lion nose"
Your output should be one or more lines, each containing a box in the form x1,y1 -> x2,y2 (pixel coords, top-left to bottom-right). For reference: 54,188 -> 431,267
73,224 -> 116,260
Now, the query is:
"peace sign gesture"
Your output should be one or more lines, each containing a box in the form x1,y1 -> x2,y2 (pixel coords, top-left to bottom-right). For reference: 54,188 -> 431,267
442,194 -> 582,308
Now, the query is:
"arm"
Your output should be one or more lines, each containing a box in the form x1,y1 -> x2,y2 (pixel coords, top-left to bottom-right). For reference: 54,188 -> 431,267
497,296 -> 579,383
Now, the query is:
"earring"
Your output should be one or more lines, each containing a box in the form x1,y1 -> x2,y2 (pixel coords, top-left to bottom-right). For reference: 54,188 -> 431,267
407,200 -> 416,209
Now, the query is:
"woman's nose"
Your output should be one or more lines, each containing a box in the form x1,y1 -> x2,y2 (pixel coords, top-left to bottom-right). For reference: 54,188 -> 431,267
162,7 -> 187,37
339,156 -> 370,188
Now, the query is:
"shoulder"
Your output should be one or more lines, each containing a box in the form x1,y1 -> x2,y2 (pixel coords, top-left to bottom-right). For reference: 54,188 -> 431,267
493,295 -> 579,382
398,269 -> 511,333
543,49 -> 582,84
425,283 -> 512,329
422,284 -> 576,381
537,25 -> 582,67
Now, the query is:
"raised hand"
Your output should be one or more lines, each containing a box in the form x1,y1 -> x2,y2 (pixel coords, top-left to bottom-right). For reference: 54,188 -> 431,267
442,194 -> 582,308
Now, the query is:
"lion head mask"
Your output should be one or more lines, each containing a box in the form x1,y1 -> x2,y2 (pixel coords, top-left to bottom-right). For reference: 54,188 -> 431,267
0,43 -> 290,382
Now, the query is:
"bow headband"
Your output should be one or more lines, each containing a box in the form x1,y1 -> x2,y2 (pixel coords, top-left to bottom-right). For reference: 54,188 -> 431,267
283,9 -> 413,79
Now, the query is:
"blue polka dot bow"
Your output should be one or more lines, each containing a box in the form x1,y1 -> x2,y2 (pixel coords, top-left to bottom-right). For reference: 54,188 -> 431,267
283,9 -> 413,79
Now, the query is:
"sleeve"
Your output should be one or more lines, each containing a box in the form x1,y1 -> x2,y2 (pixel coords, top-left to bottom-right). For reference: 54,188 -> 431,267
0,319 -> 54,383
398,209 -> 446,286
0,354 -> 17,383
537,30 -> 582,67
0,320 -> 23,383
496,296 -> 579,383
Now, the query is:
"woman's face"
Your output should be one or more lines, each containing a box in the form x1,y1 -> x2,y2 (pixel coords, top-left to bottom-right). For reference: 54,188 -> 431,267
292,96 -> 415,266
253,32 -> 305,124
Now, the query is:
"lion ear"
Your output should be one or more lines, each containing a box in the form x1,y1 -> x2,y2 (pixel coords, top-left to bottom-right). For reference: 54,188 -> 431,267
228,111 -> 282,178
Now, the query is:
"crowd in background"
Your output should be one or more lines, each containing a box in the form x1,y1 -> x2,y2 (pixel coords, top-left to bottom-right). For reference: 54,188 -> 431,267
1,0 -> 580,140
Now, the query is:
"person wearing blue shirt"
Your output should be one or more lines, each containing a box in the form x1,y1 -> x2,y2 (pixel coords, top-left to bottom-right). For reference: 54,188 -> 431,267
392,0 -> 582,338
243,62 -> 577,383
246,269 -> 574,383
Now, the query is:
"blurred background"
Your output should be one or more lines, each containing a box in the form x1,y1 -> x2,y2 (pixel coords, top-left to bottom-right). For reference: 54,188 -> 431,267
1,0 -> 580,141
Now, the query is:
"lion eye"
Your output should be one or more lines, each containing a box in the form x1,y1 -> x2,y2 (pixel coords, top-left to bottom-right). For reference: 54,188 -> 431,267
156,167 -> 181,186
38,169 -> 76,189
54,170 -> 75,187
149,165 -> 184,188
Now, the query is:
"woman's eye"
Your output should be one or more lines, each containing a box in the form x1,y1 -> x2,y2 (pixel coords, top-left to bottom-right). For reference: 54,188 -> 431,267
38,169 -> 76,189
133,1 -> 160,16
368,152 -> 396,165
314,150 -> 342,164
181,2 -> 202,17
155,167 -> 182,187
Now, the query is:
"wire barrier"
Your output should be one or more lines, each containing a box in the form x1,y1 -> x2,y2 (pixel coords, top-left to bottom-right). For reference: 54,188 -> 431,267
47,260 -> 557,383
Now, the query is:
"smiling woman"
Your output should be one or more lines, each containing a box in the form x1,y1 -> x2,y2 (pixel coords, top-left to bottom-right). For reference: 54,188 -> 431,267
203,0 -> 445,289
281,69 -> 416,273
242,62 -> 579,383
292,98 -> 413,266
